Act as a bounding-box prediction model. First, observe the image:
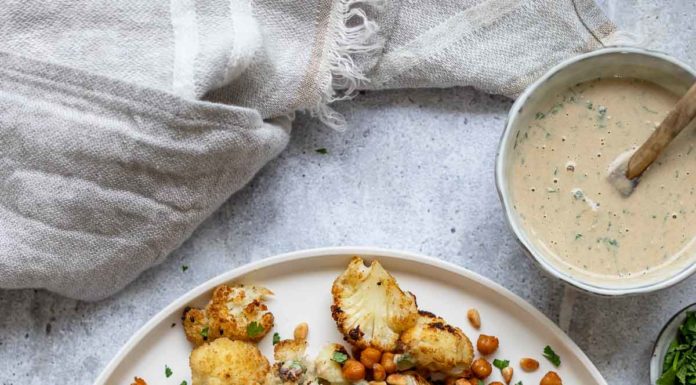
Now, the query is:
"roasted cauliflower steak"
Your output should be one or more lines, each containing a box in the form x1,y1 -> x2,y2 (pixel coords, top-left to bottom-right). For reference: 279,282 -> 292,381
183,284 -> 274,346
331,256 -> 418,351
189,337 -> 269,385
399,311 -> 474,376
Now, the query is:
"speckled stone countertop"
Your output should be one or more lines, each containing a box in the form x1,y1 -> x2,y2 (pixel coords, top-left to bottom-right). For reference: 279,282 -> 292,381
1,1 -> 695,384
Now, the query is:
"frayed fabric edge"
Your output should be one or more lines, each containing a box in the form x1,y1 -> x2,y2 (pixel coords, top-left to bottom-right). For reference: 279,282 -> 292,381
602,29 -> 644,47
309,0 -> 383,130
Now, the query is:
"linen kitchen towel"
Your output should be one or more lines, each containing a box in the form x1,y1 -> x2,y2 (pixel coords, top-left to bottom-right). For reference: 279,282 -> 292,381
0,0 -> 617,299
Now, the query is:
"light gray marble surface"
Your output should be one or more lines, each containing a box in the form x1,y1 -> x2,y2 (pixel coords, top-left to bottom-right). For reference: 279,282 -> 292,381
1,2 -> 695,384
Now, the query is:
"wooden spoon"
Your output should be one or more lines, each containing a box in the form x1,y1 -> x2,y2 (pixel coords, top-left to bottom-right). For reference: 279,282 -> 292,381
608,81 -> 696,196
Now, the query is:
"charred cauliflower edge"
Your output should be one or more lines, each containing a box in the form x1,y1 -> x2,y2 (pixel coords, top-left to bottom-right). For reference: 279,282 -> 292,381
182,284 -> 274,346
331,256 -> 419,352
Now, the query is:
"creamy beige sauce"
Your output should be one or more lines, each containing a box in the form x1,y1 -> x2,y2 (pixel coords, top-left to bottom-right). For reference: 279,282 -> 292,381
511,78 -> 696,280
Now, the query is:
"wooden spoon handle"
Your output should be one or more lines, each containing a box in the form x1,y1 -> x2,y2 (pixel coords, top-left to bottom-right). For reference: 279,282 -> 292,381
627,81 -> 696,180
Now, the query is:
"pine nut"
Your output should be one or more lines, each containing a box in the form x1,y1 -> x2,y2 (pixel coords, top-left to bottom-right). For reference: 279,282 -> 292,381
467,308 -> 481,329
502,366 -> 513,384
293,322 -> 308,341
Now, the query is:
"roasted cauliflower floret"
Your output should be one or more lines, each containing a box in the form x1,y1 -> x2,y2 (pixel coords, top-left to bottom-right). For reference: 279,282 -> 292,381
183,284 -> 274,346
183,307 -> 210,346
189,337 -> 269,385
331,256 -> 418,351
267,337 -> 318,385
314,343 -> 350,385
399,311 -> 474,376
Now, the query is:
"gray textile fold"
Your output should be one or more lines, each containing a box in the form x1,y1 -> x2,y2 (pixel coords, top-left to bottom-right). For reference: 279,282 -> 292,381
0,0 -> 616,299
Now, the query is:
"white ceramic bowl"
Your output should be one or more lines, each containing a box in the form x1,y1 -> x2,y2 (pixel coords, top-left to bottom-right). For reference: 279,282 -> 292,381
496,47 -> 696,296
650,303 -> 696,384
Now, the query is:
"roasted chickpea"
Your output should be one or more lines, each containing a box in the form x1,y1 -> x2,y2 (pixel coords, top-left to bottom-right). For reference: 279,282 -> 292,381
454,379 -> 475,385
489,382 -> 505,385
360,347 -> 382,368
372,363 -> 386,381
476,334 -> 499,355
342,359 -> 366,381
381,352 -> 397,374
471,358 -> 492,379
519,358 -> 539,372
540,371 -> 562,385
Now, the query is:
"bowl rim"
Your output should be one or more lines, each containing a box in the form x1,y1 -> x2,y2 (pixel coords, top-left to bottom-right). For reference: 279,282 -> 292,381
495,46 -> 696,296
650,302 -> 696,383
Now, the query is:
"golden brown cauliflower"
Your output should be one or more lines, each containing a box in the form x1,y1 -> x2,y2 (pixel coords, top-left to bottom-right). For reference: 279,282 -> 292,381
266,337 -> 319,385
314,343 -> 350,385
189,337 -> 269,385
331,256 -> 418,351
183,284 -> 274,346
399,311 -> 474,376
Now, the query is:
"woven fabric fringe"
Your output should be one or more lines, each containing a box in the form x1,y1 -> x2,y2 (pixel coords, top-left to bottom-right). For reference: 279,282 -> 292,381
312,0 -> 382,129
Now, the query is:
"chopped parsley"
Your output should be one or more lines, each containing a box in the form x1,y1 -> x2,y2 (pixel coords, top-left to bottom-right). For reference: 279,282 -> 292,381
199,326 -> 209,339
514,382 -> 523,385
165,365 -> 173,378
535,112 -> 546,120
272,332 -> 281,345
180,382 -> 188,385
181,265 -> 188,272
543,345 -> 561,367
315,148 -> 328,154
478,380 -> 485,385
247,321 -> 265,338
575,233 -> 583,240
657,311 -> 696,385
395,354 -> 416,370
493,358 -> 510,370
331,351 -> 348,364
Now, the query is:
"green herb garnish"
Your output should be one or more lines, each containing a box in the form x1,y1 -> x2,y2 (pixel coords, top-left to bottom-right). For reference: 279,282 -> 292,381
165,365 -> 173,378
247,321 -> 265,338
515,382 -> 523,385
331,351 -> 348,364
395,354 -> 416,370
575,233 -> 583,240
181,265 -> 188,272
657,311 -> 696,385
543,345 -> 561,367
200,325 -> 209,339
493,359 -> 510,370
315,148 -> 328,154
535,112 -> 545,120
478,380 -> 485,385
273,332 -> 281,345
180,381 -> 188,385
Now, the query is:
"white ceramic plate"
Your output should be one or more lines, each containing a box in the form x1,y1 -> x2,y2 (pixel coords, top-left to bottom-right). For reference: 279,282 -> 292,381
94,247 -> 608,385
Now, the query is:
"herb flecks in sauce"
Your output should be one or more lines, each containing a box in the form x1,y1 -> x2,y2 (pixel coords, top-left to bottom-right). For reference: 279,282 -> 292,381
511,78 -> 695,281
